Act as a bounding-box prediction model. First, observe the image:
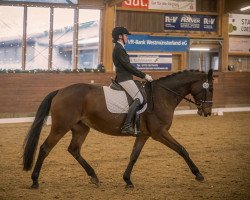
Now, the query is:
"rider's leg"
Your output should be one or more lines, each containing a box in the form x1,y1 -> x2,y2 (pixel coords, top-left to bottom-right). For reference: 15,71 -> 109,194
119,80 -> 143,135
121,98 -> 141,134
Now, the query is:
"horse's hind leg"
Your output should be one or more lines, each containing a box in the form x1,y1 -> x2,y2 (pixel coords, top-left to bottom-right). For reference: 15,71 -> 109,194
68,122 -> 99,186
123,136 -> 148,188
154,129 -> 204,182
31,129 -> 67,188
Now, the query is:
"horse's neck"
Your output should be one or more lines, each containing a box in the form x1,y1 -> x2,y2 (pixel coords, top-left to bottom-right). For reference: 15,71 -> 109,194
154,73 -> 204,107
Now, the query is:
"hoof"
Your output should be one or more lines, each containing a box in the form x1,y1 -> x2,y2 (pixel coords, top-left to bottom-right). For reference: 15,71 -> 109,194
195,172 -> 204,182
125,184 -> 134,189
31,182 -> 39,189
90,177 -> 100,187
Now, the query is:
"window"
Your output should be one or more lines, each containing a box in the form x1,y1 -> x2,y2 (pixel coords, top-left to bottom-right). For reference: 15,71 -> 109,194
26,7 -> 50,70
188,39 -> 222,72
0,6 -> 23,69
52,8 -> 74,70
78,9 -> 100,69
189,50 -> 220,72
0,4 -> 101,71
1,0 -> 78,4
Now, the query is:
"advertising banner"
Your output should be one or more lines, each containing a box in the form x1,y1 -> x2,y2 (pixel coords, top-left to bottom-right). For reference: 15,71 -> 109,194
125,34 -> 189,52
121,0 -> 148,9
149,0 -> 196,11
229,37 -> 250,53
228,14 -> 250,36
120,0 -> 196,11
164,13 -> 216,32
129,53 -> 172,70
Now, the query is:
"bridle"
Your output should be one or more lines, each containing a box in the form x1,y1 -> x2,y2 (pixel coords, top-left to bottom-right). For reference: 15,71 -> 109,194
154,80 -> 213,110
191,81 -> 214,109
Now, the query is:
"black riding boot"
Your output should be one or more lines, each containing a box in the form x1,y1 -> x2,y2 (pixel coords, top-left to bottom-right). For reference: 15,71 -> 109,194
121,98 -> 141,135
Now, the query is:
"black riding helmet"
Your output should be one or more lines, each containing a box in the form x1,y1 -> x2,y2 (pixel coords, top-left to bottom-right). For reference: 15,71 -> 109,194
112,27 -> 131,43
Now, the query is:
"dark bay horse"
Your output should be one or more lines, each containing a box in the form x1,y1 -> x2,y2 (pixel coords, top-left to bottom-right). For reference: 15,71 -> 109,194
23,69 -> 214,189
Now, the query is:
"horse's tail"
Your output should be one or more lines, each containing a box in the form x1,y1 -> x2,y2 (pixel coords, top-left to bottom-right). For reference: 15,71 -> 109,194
23,90 -> 59,171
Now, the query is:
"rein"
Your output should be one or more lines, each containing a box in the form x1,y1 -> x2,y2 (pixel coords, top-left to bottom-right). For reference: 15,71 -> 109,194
155,82 -> 200,106
154,81 -> 212,109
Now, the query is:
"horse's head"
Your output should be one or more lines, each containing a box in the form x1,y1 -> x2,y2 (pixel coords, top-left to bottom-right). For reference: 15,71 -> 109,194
191,69 -> 214,117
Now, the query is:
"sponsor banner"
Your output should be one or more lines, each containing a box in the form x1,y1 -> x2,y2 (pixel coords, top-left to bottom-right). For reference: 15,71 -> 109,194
129,53 -> 172,70
120,0 -> 195,11
149,0 -> 196,11
228,14 -> 250,36
229,37 -> 250,53
125,34 -> 189,52
164,13 -> 216,32
121,0 -> 149,9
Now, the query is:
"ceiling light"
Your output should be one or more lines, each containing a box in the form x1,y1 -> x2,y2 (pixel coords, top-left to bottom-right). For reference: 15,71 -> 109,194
240,6 -> 250,11
190,48 -> 210,51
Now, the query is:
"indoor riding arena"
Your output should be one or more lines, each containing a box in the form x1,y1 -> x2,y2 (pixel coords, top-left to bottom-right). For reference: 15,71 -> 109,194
0,1 -> 249,200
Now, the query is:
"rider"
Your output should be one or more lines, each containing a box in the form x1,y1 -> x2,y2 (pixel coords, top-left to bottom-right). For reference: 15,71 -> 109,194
112,26 -> 153,135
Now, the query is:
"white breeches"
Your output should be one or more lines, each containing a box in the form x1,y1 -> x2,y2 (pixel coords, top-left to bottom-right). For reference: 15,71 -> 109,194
119,80 -> 143,104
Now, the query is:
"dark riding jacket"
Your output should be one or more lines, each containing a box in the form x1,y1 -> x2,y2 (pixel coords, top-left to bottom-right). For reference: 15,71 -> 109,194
112,42 -> 146,83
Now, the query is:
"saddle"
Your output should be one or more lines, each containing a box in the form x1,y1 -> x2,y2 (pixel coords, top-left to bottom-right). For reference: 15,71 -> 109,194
110,79 -> 147,106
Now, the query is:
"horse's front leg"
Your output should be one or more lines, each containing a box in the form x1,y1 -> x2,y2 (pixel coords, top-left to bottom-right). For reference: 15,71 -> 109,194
123,136 -> 149,188
153,129 -> 204,182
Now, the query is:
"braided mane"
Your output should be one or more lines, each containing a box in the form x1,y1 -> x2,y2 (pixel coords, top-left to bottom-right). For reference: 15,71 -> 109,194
158,70 -> 206,81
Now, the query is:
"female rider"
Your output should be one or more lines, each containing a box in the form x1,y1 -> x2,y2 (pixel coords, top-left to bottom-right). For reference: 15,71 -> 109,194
112,27 -> 153,135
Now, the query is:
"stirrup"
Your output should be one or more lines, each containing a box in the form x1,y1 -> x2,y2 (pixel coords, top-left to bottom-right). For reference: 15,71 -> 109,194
121,124 -> 140,137
121,124 -> 134,134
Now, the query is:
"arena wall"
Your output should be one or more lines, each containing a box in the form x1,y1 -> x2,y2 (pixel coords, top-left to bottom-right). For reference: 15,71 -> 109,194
0,72 -> 249,116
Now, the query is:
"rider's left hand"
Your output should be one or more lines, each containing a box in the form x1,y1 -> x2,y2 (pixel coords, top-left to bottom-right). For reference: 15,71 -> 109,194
145,74 -> 153,82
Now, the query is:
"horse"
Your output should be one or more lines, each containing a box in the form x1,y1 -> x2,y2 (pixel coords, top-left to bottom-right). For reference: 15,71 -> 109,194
23,69 -> 214,189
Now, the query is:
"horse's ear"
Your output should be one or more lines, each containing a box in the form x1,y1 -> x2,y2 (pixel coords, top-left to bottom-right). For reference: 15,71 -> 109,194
208,69 -> 213,81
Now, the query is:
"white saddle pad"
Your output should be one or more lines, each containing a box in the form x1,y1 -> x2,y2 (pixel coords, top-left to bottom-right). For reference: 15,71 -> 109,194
103,86 -> 147,114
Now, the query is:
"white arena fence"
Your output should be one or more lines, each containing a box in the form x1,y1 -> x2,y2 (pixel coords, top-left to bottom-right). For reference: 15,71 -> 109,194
0,107 -> 250,124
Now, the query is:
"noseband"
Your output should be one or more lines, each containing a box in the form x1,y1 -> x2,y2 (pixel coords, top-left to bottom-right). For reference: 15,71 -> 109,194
154,81 -> 213,110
